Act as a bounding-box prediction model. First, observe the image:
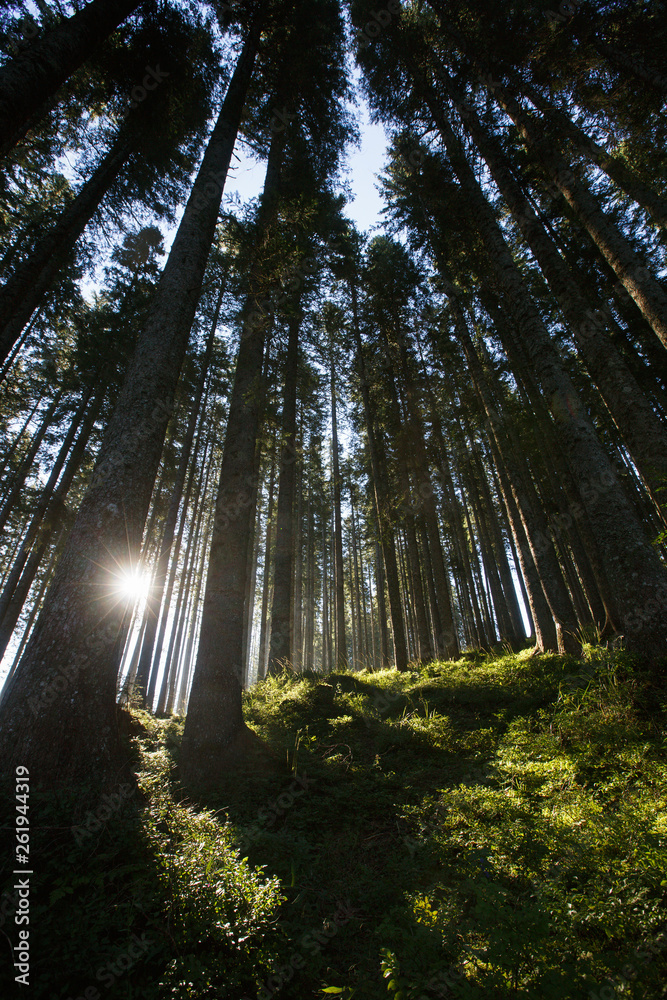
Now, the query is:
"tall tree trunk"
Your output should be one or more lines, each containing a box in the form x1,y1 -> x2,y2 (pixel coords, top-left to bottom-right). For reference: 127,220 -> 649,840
304,483 -> 315,670
0,397 -> 41,480
427,101 -> 667,661
145,427 -> 213,706
0,390 -> 65,535
257,440 -> 277,682
396,529 -> 416,659
134,291 -> 222,703
268,312 -> 301,674
0,312 -> 40,384
172,510 -> 213,715
0,386 -> 103,658
419,371 -> 486,647
520,78 -> 667,229
446,83 -> 667,502
374,540 -> 390,667
322,515 -> 331,673
241,338 -> 273,682
0,0 -> 142,156
462,456 -> 514,644
452,304 -> 579,652
392,323 -> 459,658
471,450 -> 525,642
349,281 -> 408,669
0,124 -> 134,362
292,436 -> 304,673
491,83 -> 667,350
348,543 -> 358,668
398,464 -> 432,661
382,355 -> 432,662
179,125 -> 287,787
156,458 -> 212,715
145,418 -> 213,700
350,489 -> 368,666
493,442 -> 558,651
330,358 -> 348,670
4,527 -> 67,686
0,26 -> 261,788
243,487 -> 263,685
478,295 -> 619,632
368,561 -> 378,670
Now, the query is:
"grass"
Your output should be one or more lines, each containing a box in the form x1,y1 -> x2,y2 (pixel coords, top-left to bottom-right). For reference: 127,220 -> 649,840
1,646 -> 666,998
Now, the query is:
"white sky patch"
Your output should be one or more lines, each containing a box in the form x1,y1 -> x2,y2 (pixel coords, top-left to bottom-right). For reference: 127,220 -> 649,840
343,100 -> 389,234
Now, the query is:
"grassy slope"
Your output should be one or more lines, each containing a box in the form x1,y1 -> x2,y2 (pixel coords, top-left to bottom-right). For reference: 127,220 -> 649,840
1,647 -> 666,999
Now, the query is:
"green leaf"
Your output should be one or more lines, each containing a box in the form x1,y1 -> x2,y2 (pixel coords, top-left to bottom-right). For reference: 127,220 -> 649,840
322,989 -> 344,994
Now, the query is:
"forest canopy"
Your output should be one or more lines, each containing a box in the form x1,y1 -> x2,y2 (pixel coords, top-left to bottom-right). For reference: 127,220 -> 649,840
0,0 -> 666,792
1,2 -> 667,998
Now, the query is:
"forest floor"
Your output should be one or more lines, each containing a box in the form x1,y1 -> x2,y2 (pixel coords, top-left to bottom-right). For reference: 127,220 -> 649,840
2,646 -> 667,999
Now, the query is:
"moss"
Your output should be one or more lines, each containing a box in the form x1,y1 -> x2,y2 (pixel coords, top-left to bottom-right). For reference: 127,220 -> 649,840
3,647 -> 665,999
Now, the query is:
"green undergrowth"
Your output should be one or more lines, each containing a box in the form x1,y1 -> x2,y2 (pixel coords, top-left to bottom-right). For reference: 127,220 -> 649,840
0,712 -> 284,999
1,646 -> 666,999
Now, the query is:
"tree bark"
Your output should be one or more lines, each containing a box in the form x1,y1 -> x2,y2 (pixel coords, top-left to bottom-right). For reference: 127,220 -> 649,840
321,515 -> 331,673
134,291 -> 221,703
374,540 -> 390,667
268,313 -> 302,674
0,26 -> 261,789
330,357 -> 347,670
257,440 -> 277,682
392,323 -> 459,658
350,281 -> 408,669
179,125 -> 287,786
427,100 -> 667,661
446,83 -> 667,502
292,437 -> 304,673
0,126 -> 133,362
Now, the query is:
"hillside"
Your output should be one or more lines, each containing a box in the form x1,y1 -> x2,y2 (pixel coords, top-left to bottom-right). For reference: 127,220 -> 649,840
2,646 -> 666,999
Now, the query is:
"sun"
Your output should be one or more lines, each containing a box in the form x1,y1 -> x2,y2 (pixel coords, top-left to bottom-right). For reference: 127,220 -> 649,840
113,567 -> 151,602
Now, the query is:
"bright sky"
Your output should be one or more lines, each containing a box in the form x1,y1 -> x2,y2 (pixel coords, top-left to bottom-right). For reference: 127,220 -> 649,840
342,100 -> 389,234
